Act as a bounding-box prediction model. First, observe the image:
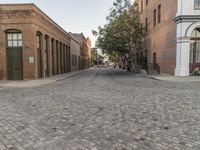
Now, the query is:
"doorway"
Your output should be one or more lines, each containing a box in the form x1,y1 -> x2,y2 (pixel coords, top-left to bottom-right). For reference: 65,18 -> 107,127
45,36 -> 50,77
6,31 -> 23,80
190,29 -> 200,73
190,40 -> 200,72
153,52 -> 156,68
37,32 -> 43,78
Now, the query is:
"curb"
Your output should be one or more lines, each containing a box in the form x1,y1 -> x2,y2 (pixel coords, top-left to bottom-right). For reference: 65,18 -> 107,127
55,69 -> 90,82
135,74 -> 162,81
0,69 -> 91,88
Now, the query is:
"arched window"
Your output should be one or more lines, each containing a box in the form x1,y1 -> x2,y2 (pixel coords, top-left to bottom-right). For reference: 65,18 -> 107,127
37,32 -> 42,49
6,30 -> 22,47
194,0 -> 200,9
37,32 -> 43,78
190,29 -> 200,66
45,35 -> 50,77
191,29 -> 200,38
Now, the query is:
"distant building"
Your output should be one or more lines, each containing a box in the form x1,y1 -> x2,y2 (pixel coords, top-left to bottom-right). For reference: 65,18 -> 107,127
72,33 -> 91,70
70,33 -> 81,72
0,3 -> 91,80
0,3 -> 71,80
135,0 -> 200,76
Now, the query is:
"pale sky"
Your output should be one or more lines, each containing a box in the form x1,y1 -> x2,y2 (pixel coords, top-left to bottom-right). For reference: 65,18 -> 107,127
0,0 -> 134,47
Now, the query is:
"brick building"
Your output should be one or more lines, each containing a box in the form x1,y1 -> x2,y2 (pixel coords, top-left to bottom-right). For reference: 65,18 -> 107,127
70,33 -> 81,72
0,3 -> 91,80
72,33 -> 91,70
135,0 -> 200,76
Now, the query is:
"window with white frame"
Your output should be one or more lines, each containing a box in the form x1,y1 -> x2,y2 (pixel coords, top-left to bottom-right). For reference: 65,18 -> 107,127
194,0 -> 200,9
7,32 -> 22,47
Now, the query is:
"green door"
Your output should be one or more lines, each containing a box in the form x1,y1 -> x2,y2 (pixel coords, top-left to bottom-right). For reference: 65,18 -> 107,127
56,41 -> 59,74
38,48 -> 42,78
37,33 -> 43,78
45,36 -> 50,77
7,47 -> 23,80
51,39 -> 55,75
46,49 -> 49,77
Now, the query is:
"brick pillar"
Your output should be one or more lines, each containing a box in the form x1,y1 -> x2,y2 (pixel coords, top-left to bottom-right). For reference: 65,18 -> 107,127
68,46 -> 71,72
49,38 -> 52,77
60,42 -> 62,74
63,44 -> 66,73
58,41 -> 61,74
62,44 -> 65,73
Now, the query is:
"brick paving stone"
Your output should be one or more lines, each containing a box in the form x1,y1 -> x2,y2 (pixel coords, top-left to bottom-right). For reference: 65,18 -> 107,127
0,68 -> 200,149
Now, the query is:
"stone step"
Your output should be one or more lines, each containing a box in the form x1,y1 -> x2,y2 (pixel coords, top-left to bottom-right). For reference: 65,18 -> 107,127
148,69 -> 159,75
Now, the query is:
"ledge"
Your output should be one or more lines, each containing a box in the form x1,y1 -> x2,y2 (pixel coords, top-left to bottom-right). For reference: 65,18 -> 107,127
173,15 -> 200,23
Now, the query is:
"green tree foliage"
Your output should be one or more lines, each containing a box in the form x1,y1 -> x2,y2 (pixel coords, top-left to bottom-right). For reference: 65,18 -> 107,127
93,0 -> 143,71
91,48 -> 105,65
108,52 -> 120,63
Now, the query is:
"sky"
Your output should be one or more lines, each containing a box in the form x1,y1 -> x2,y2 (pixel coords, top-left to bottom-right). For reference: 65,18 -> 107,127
0,0 -> 130,47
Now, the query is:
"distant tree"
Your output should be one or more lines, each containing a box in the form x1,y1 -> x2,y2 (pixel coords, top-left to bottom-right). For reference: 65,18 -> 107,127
97,55 -> 105,65
93,0 -> 143,71
91,48 -> 105,65
91,48 -> 98,65
108,51 -> 120,63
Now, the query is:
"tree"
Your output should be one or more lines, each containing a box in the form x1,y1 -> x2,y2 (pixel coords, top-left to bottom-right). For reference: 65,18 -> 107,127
91,48 -> 98,65
108,51 -> 120,63
91,48 -> 105,65
93,0 -> 143,71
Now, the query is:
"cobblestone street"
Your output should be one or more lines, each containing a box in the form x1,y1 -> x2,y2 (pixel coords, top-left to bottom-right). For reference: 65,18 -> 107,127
1,68 -> 200,150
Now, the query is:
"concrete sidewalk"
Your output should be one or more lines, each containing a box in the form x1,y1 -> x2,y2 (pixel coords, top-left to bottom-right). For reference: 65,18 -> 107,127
0,69 -> 89,88
137,74 -> 200,83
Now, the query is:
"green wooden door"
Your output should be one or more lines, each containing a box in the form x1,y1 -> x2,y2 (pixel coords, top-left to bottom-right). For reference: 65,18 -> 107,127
45,37 -> 50,77
7,47 -> 23,80
37,34 -> 43,78
38,48 -> 42,78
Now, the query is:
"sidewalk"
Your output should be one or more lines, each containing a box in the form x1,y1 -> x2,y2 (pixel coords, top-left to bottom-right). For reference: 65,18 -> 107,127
0,69 -> 89,88
137,74 -> 200,83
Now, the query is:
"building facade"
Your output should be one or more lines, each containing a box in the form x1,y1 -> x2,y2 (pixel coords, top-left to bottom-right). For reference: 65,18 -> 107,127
72,33 -> 91,70
136,0 -> 200,76
70,33 -> 81,72
0,4 -> 91,80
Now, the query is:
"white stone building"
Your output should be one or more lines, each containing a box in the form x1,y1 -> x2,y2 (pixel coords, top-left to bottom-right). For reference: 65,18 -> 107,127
175,0 -> 200,76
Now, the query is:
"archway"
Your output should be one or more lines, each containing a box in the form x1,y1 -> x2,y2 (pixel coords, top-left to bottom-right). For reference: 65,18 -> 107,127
45,35 -> 50,77
189,28 -> 200,73
175,22 -> 200,76
37,31 -> 43,78
5,29 -> 23,80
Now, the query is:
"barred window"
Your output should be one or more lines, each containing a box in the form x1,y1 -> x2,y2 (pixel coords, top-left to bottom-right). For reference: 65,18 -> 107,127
145,17 -> 148,32
146,0 -> 148,6
196,41 -> 200,63
153,9 -> 157,27
158,4 -> 161,24
141,0 -> 143,12
194,0 -> 200,9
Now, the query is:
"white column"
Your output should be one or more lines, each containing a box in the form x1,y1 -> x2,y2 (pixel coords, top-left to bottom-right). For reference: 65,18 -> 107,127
175,37 -> 190,76
176,0 -> 183,16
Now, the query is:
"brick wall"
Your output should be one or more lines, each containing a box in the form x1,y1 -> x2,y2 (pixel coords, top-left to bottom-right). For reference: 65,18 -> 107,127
0,4 -> 71,80
136,0 -> 178,75
72,33 -> 91,70
70,34 -> 81,72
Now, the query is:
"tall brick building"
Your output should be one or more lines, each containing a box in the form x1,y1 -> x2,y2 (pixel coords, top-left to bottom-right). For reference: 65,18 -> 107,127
70,33 -> 81,72
72,33 -> 91,70
0,4 -> 91,80
135,0 -> 200,76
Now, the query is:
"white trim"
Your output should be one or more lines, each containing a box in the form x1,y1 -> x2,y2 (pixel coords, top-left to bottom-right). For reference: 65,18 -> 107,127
186,22 -> 200,37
